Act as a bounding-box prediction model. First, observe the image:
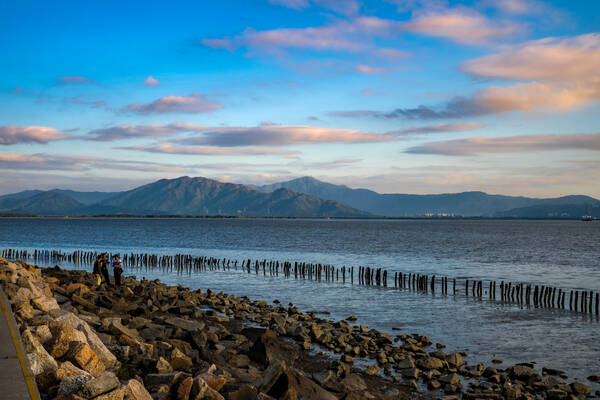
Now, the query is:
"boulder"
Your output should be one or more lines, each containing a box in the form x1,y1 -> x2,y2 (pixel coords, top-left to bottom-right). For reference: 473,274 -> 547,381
94,387 -> 126,400
439,373 -> 460,385
46,321 -> 88,358
32,296 -> 60,312
176,376 -> 194,400
190,376 -> 225,400
260,362 -> 337,400
64,341 -> 106,377
340,374 -> 367,392
79,371 -> 120,398
417,356 -> 445,370
123,379 -> 153,400
248,330 -> 298,366
570,381 -> 590,396
170,347 -> 193,370
446,353 -> 465,368
508,365 -> 539,380
56,312 -> 119,368
57,374 -> 94,396
156,357 -> 174,373
21,328 -> 58,374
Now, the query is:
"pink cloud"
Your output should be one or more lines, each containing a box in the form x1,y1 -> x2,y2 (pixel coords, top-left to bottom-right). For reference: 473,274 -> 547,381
355,64 -> 386,74
12,88 -> 23,94
403,8 -> 522,45
144,76 -> 160,86
0,126 -> 67,145
122,143 -> 301,157
125,93 -> 222,114
406,133 -> 600,155
176,124 -> 393,146
203,17 -> 398,54
462,34 -> 600,82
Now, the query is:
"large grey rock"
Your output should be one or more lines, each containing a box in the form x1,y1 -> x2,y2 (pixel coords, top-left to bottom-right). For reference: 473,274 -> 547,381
57,374 -> 94,396
80,371 -> 120,398
21,329 -> 58,374
31,296 -> 60,312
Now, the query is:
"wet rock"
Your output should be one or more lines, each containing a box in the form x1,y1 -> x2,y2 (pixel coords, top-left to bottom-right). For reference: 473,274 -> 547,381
80,371 -> 120,398
446,353 -> 466,368
396,357 -> 415,369
569,381 -> 590,396
417,356 -> 445,370
547,388 -> 568,400
365,364 -> 379,376
401,368 -> 420,379
508,365 -> 539,380
428,380 -> 442,390
502,382 -> 521,400
439,373 -> 460,386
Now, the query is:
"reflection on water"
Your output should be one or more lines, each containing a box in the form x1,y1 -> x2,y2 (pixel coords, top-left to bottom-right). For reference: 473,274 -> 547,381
1,217 -> 599,380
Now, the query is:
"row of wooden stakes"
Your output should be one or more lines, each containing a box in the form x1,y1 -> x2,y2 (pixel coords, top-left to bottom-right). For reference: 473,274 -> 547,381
2,247 -> 598,315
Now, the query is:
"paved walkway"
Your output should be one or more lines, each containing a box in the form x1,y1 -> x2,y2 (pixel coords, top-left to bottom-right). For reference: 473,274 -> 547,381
0,287 -> 40,400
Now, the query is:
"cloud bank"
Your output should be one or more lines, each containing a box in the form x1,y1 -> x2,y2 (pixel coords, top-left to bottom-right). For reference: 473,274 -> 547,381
0,126 -> 66,145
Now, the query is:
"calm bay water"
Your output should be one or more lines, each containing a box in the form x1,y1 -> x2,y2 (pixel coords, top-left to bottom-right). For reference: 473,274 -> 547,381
1,218 -> 599,380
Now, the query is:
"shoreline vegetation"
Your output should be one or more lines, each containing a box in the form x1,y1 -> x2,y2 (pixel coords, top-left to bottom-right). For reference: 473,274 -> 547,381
0,213 -> 597,220
1,257 -> 598,399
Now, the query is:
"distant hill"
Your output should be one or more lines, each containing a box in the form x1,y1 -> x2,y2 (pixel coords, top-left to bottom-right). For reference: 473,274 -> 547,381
0,189 -> 120,205
257,176 -> 599,217
0,192 -> 86,215
100,176 -> 370,217
494,203 -> 600,219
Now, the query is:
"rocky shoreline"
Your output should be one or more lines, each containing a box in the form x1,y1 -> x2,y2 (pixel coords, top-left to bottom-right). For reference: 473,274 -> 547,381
1,256 -> 598,400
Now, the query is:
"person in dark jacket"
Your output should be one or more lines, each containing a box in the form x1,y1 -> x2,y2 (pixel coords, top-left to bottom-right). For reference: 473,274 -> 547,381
100,253 -> 111,287
112,253 -> 123,287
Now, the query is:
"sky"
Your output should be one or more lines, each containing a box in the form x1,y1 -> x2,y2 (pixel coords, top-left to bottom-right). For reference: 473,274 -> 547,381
1,0 -> 599,197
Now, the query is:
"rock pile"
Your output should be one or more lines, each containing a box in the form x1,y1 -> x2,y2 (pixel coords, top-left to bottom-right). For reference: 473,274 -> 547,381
0,256 -> 597,400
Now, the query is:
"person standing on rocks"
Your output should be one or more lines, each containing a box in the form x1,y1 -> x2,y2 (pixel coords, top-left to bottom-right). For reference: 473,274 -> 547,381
100,253 -> 111,287
92,254 -> 103,287
112,253 -> 123,287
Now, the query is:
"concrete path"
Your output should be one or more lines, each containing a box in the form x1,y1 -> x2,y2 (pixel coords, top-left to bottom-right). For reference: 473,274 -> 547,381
0,287 -> 40,400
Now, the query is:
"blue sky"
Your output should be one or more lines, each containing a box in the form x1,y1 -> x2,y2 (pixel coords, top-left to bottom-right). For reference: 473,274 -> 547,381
1,0 -> 599,197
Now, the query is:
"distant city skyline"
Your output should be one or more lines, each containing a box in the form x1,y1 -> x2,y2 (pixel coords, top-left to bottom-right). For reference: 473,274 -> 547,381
1,0 -> 599,197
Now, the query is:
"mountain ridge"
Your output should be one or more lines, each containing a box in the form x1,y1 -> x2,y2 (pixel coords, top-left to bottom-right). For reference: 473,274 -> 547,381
256,176 -> 599,217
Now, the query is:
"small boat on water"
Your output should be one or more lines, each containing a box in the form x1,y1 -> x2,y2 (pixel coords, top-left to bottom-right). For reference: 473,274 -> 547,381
581,215 -> 593,221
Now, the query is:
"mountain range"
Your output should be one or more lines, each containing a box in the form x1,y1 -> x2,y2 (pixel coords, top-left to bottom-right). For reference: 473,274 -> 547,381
0,176 -> 598,218
255,176 -> 599,217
